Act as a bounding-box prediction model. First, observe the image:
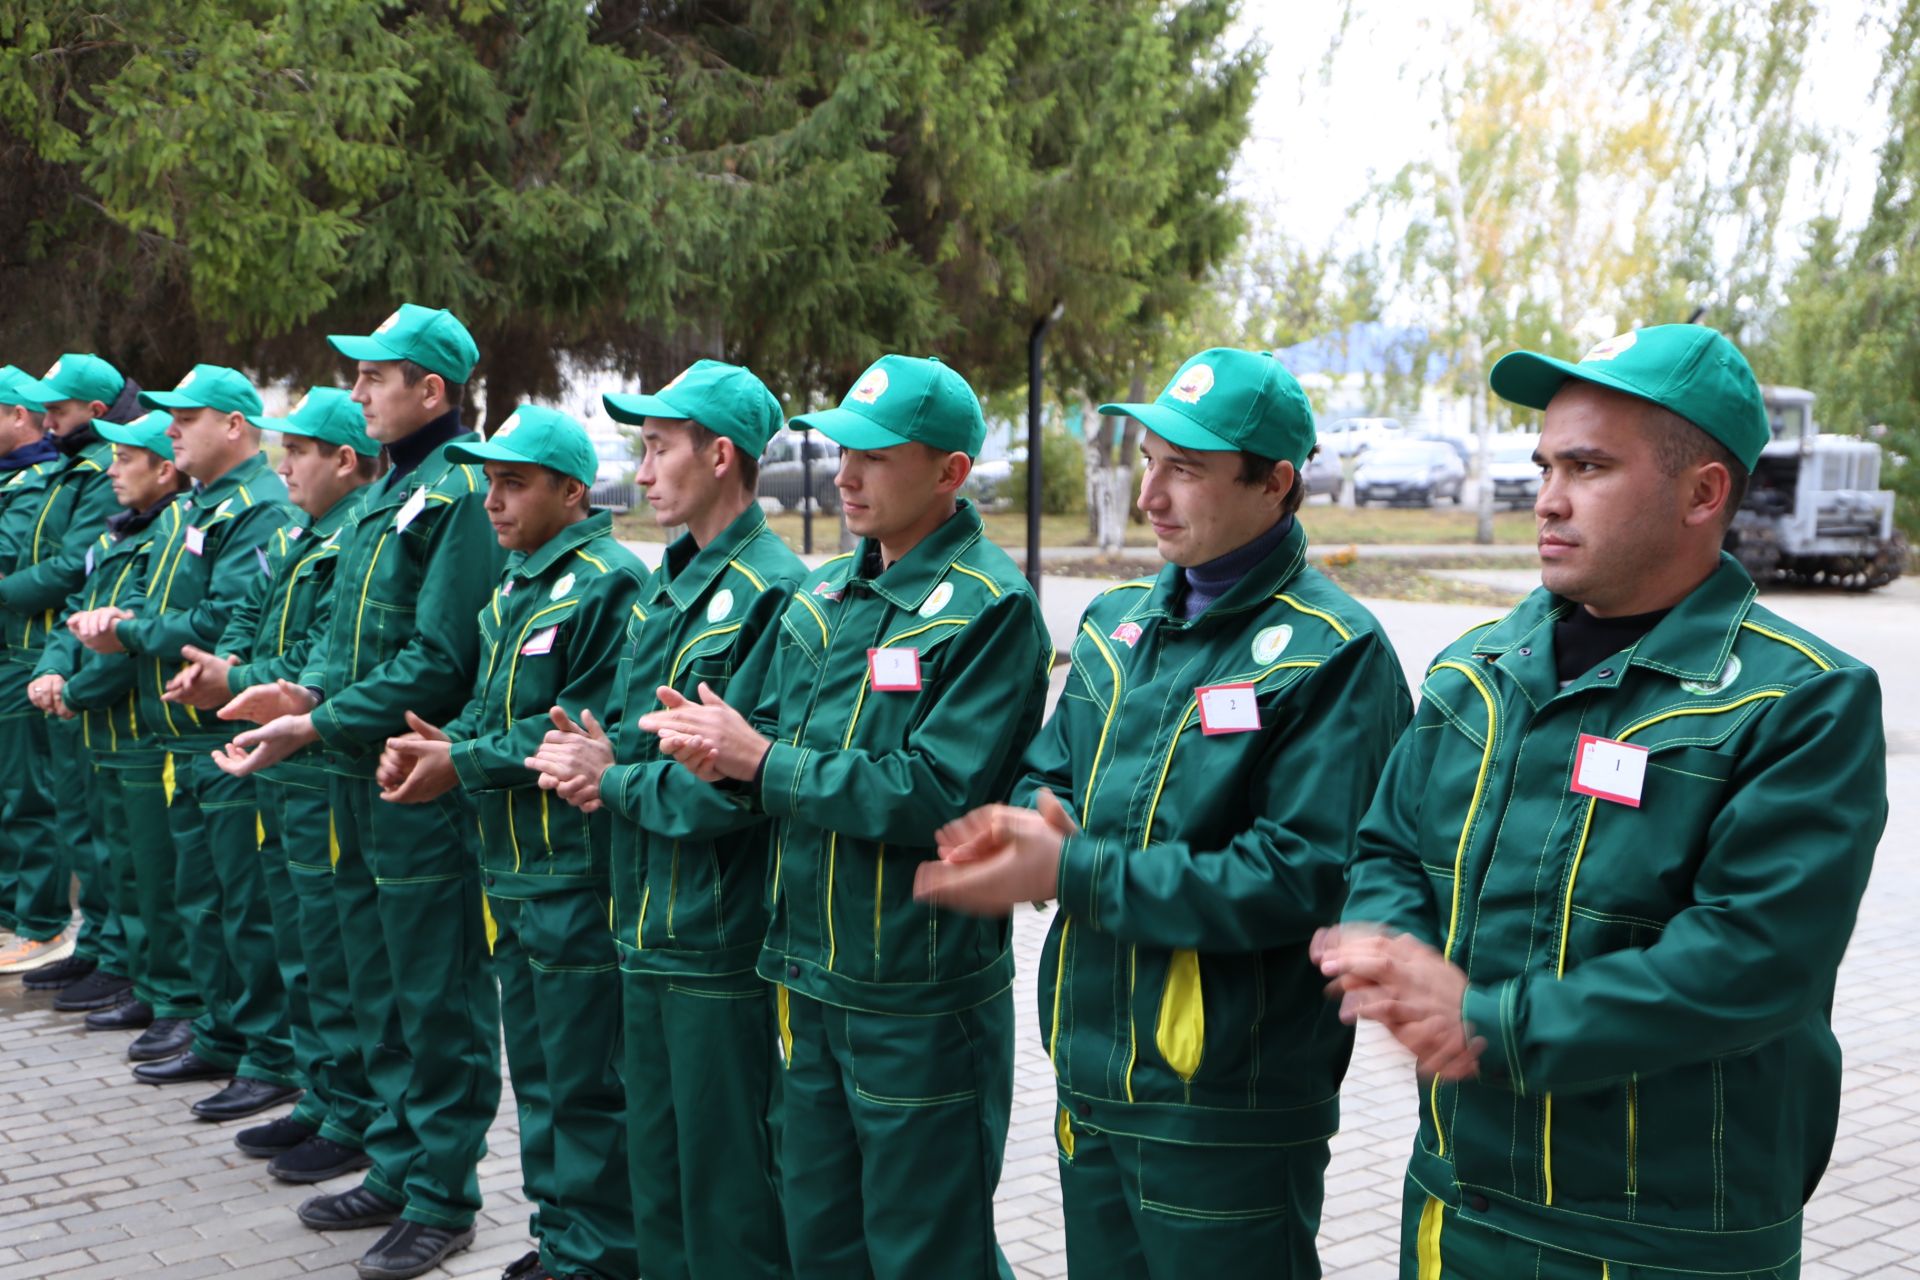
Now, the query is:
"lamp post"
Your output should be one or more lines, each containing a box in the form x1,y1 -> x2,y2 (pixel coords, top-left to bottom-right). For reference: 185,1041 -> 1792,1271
1027,300 -> 1065,596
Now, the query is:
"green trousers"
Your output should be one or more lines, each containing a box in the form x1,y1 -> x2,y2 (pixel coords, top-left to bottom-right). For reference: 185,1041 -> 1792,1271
0,664 -> 68,940
779,987 -> 1013,1280
623,966 -> 787,1280
329,773 -> 500,1230
1400,1180 -> 1800,1279
105,754 -> 200,1017
166,747 -> 295,1084
490,888 -> 634,1280
57,721 -> 124,974
1057,1114 -> 1330,1278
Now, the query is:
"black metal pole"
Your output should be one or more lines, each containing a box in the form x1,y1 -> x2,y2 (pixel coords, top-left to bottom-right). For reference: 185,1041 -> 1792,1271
1026,305 -> 1060,596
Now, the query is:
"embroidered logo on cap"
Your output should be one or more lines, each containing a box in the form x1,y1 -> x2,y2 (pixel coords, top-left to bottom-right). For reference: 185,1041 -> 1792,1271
1582,331 -> 1638,362
375,310 -> 402,335
662,367 -> 691,392
177,370 -> 198,389
44,360 -> 62,380
851,368 -> 889,405
292,393 -> 312,415
495,412 -> 522,438
1169,363 -> 1215,404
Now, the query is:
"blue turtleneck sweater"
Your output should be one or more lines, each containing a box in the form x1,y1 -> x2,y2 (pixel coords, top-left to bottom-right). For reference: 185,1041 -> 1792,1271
1179,515 -> 1293,619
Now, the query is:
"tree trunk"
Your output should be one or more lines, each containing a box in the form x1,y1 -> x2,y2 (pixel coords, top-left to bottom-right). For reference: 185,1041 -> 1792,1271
1082,374 -> 1147,554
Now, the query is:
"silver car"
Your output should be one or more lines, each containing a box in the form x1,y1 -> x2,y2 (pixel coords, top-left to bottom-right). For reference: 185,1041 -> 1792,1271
1353,441 -> 1467,507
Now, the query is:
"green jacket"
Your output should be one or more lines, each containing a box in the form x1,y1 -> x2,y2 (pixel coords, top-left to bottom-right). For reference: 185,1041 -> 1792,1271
1343,555 -> 1885,1273
35,498 -> 186,756
213,486 -> 371,787
0,438 -> 115,664
301,432 -> 506,771
444,511 -> 647,896
751,501 -> 1052,1015
1021,519 -> 1411,1148
117,453 -> 296,748
600,504 -> 805,976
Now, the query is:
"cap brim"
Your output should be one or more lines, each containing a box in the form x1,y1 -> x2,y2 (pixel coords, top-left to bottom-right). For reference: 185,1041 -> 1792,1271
1097,401 -> 1238,453
602,392 -> 689,425
94,422 -> 172,458
326,334 -> 405,364
11,378 -> 61,407
791,406 -> 911,450
137,389 -> 198,411
444,439 -> 536,469
1489,350 -> 1655,413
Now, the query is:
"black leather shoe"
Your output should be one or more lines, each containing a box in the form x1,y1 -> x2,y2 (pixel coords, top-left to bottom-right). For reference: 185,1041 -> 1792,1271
127,1017 -> 193,1062
21,954 -> 96,990
53,969 -> 133,1011
132,1049 -> 228,1085
297,1184 -> 404,1231
269,1135 -> 373,1184
192,1078 -> 302,1122
235,1115 -> 316,1158
85,997 -> 153,1030
502,1251 -> 550,1280
356,1220 -> 476,1279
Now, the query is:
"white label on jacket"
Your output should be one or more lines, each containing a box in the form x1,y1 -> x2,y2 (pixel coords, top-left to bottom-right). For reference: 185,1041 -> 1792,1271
708,588 -> 734,622
551,572 -> 575,600
1196,682 -> 1260,734
1571,733 -> 1648,807
393,486 -> 428,533
521,625 -> 559,657
254,546 -> 271,576
1250,624 -> 1292,664
84,547 -> 96,576
868,647 -> 921,691
920,582 -> 953,617
184,525 -> 206,556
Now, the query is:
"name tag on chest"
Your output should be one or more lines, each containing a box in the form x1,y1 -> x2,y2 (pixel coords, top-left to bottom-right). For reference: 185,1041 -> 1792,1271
868,647 -> 921,691
1570,733 -> 1648,807
1196,682 -> 1261,735
393,487 -> 429,533
521,625 -> 559,657
183,525 -> 206,556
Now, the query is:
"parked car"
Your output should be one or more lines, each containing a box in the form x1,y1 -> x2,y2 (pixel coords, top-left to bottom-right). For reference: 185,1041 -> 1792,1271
1410,430 -> 1474,470
757,429 -> 843,514
1487,434 -> 1543,509
1318,416 -> 1405,457
965,456 -> 1014,509
1301,448 -> 1344,502
1353,440 -> 1467,507
590,438 -> 637,513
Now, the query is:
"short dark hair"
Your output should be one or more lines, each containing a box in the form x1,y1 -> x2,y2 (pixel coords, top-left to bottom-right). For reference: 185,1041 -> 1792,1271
396,360 -> 465,402
352,449 -> 386,481
1238,445 -> 1314,519
683,422 -> 760,493
543,468 -> 593,512
1640,405 -> 1749,526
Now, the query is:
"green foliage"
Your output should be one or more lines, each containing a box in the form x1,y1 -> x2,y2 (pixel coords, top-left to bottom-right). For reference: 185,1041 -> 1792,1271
1010,426 -> 1087,516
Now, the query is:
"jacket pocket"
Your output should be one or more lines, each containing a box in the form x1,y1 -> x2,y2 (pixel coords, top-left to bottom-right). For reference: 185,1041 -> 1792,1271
1153,948 -> 1205,1083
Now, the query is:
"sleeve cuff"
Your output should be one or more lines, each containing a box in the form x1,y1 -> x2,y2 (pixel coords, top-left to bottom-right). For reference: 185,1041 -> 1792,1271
1463,980 -> 1523,1094
114,619 -> 143,655
1055,833 -> 1109,931
309,700 -> 365,752
226,662 -> 255,693
449,739 -> 496,793
758,742 -> 808,819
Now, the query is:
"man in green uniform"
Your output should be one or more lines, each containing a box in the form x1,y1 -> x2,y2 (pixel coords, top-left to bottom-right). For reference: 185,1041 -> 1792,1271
0,365 -> 64,966
638,354 -> 1052,1280
219,304 -> 504,1280
918,349 -> 1414,1278
0,355 -> 142,997
377,405 -> 646,1280
529,361 -> 803,1280
168,387 -> 385,1183
1318,325 -> 1888,1279
33,411 -> 195,1055
69,364 -> 303,1123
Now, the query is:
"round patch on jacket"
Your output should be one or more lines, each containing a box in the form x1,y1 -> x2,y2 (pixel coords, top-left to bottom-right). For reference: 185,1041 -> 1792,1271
920,582 -> 954,617
1679,654 -> 1740,696
551,572 -> 576,600
1251,624 -> 1293,664
708,588 -> 734,622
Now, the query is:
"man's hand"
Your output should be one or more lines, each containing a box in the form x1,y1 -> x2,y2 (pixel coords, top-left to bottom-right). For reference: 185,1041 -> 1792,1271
165,646 -> 239,710
70,606 -> 133,653
636,683 -> 769,782
913,790 -> 1077,917
219,678 -> 318,725
28,673 -> 74,720
1312,925 -> 1484,1081
213,713 -> 320,778
377,711 -> 459,804
527,706 -> 615,813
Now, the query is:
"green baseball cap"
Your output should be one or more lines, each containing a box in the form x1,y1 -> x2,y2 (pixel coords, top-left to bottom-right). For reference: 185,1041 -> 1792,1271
1489,324 -> 1769,471
603,359 -> 785,455
1099,348 -> 1317,468
327,303 -> 480,384
791,355 -> 986,457
26,353 -> 125,407
0,365 -> 48,411
96,409 -> 176,461
446,405 -> 598,487
138,364 -> 266,425
263,387 -> 379,457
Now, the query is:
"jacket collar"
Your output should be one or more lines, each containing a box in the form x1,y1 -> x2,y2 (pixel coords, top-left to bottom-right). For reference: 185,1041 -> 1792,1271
655,503 -> 770,609
1131,516 -> 1310,628
513,510 -> 613,583
190,451 -> 276,512
844,499 -> 987,613
309,486 -> 371,541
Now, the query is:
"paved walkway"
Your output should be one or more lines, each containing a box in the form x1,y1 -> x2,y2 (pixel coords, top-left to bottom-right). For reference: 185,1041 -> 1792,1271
1,582 -> 1913,1278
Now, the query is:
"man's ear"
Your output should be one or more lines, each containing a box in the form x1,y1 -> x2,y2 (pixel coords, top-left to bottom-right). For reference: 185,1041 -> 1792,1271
936,449 -> 973,496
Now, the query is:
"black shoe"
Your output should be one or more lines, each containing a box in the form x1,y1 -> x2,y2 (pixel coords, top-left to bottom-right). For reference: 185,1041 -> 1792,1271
132,1049 -> 228,1085
85,997 -> 153,1031
235,1115 -> 317,1158
356,1220 -> 476,1279
20,954 -> 96,990
192,1078 -> 302,1122
270,1135 -> 373,1184
502,1251 -> 551,1280
55,970 -> 134,1012
128,1017 -> 193,1062
297,1184 -> 404,1231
